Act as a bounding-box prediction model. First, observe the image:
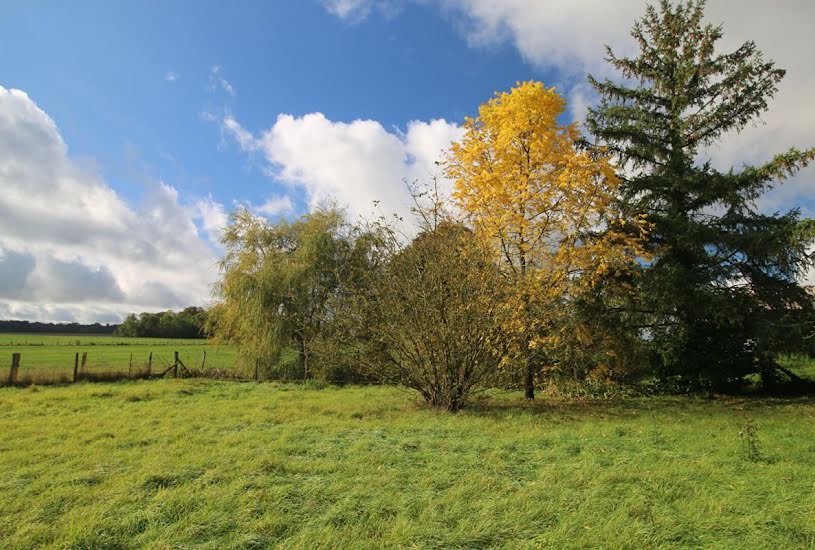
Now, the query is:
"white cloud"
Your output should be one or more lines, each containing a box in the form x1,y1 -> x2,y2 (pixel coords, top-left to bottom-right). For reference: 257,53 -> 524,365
257,194 -> 294,217
0,86 -> 222,322
321,0 -> 814,208
440,0 -> 637,76
209,65 -> 236,97
165,71 -> 179,82
0,248 -> 35,300
321,0 -> 400,21
222,115 -> 256,151
322,0 -> 373,19
440,0 -> 814,199
26,257 -> 125,303
222,112 -> 462,221
195,195 -> 229,245
321,0 -> 814,281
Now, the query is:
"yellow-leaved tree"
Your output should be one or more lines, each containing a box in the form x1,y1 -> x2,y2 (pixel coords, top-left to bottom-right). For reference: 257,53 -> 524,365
446,81 -> 647,399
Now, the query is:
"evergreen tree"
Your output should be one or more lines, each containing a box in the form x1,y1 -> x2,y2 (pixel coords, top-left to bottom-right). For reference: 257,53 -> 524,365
587,0 -> 815,390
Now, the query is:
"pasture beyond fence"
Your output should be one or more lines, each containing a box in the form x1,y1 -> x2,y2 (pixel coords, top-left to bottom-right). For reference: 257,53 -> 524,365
2,349 -> 250,386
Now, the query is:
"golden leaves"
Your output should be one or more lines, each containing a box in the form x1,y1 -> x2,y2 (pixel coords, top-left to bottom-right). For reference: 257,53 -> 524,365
445,81 -> 647,358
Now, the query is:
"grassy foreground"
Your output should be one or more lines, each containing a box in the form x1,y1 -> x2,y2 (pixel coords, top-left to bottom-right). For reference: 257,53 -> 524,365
0,380 -> 815,548
1,382 -> 814,548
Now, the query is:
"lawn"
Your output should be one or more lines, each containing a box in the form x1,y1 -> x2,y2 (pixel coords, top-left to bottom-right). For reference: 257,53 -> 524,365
0,334 -> 238,382
1,381 -> 813,549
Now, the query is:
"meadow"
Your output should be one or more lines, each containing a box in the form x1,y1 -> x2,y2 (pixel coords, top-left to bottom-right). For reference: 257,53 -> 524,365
0,334 -> 238,384
1,380 -> 814,549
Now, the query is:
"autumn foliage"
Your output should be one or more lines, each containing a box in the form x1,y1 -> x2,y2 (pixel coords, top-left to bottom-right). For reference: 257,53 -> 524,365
447,81 -> 648,398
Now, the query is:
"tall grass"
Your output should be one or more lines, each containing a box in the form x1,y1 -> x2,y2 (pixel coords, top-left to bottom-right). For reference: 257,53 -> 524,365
1,381 -> 813,548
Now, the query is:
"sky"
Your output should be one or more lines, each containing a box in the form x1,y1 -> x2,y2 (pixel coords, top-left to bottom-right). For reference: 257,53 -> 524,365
0,0 -> 813,323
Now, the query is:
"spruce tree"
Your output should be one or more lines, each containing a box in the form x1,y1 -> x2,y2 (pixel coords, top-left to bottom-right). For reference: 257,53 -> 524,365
586,0 -> 815,390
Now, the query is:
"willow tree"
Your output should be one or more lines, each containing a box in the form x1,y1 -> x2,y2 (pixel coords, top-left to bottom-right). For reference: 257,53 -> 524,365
209,206 -> 370,380
587,0 -> 815,389
446,81 -> 647,399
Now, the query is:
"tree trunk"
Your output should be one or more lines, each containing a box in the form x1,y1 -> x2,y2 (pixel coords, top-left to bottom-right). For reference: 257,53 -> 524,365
524,360 -> 535,400
297,337 -> 308,381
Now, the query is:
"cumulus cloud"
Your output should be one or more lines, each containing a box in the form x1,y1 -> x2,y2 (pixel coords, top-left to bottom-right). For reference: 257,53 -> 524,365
442,0 -> 814,202
222,112 -> 463,221
323,0 -> 814,282
0,248 -> 35,300
26,257 -> 125,303
323,1 -> 814,206
0,86 -> 223,322
195,195 -> 229,245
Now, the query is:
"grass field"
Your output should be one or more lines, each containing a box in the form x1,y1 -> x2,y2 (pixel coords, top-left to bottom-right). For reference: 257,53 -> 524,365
0,334 -> 213,346
0,334 -> 238,382
1,380 -> 814,549
779,353 -> 815,382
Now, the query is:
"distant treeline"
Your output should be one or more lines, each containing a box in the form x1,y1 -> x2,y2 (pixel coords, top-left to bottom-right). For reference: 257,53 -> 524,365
0,320 -> 117,335
115,307 -> 207,339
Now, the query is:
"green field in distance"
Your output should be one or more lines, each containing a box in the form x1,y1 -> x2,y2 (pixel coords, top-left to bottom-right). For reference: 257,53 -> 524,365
0,333 -> 238,373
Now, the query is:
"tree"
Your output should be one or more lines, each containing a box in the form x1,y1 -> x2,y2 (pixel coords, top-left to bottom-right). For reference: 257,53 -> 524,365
116,314 -> 139,337
209,206 -> 371,381
446,81 -> 647,399
352,218 -> 504,411
586,0 -> 815,390
113,308 -> 206,338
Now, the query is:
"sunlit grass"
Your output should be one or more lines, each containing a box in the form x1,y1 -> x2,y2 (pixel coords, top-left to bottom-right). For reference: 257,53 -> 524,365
779,353 -> 815,381
0,334 -> 210,346
0,333 -> 237,379
1,381 -> 813,548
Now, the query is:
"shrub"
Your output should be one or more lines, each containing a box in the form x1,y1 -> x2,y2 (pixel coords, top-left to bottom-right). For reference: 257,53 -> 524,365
356,222 -> 504,411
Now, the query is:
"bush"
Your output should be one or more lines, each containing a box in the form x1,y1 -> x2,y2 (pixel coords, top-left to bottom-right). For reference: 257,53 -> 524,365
356,222 -> 504,411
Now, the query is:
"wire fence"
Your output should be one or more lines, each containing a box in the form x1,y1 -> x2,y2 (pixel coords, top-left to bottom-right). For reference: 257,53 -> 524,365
2,348 -> 248,387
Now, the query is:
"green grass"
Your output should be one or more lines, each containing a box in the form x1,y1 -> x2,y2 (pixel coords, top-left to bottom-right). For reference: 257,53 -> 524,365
779,353 -> 815,381
0,333 -> 238,381
0,334 -> 211,346
1,381 -> 814,548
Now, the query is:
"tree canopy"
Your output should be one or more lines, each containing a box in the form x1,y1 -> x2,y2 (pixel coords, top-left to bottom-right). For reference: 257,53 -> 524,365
446,81 -> 647,398
586,0 -> 815,389
208,206 -> 376,381
115,307 -> 207,339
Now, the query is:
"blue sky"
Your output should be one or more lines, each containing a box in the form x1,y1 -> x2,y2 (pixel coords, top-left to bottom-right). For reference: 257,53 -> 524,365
1,1 -> 539,211
1,0 -> 812,322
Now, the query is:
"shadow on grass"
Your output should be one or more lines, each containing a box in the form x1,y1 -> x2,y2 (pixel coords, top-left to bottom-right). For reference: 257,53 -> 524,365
460,385 -> 815,420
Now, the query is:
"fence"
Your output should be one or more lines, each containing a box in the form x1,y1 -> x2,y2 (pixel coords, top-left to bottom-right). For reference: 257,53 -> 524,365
2,350 -> 253,387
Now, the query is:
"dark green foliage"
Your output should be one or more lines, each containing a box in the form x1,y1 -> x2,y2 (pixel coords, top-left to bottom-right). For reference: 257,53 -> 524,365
0,320 -> 117,334
115,307 -> 207,339
586,0 -> 815,390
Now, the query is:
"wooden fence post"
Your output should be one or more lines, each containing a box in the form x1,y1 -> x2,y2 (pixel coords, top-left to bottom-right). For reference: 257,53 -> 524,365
128,353 -> 133,377
8,353 -> 20,385
174,351 -> 179,378
147,352 -> 152,377
254,358 -> 259,381
73,352 -> 79,382
80,352 -> 88,374
200,351 -> 207,371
